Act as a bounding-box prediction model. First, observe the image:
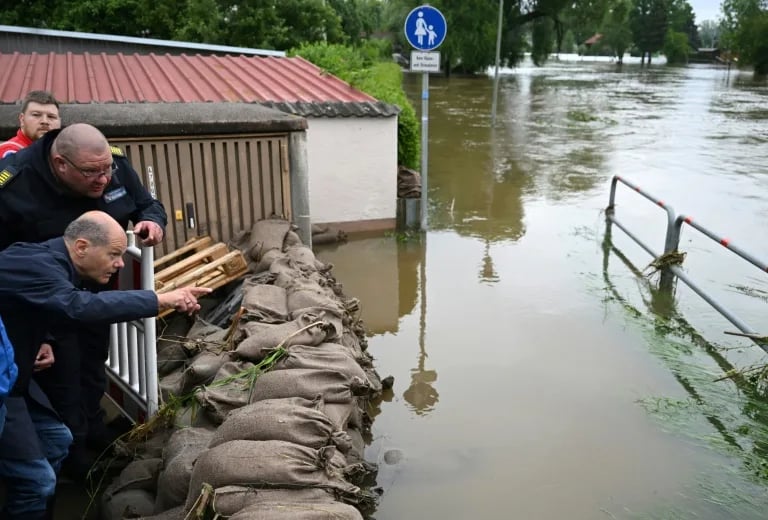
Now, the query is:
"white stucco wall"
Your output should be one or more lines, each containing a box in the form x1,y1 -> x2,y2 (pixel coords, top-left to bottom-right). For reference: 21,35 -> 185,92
305,116 -> 398,224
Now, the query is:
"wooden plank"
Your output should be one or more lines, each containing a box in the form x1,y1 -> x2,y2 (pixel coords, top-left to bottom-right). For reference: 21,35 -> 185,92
153,236 -> 212,270
157,251 -> 246,293
155,243 -> 228,283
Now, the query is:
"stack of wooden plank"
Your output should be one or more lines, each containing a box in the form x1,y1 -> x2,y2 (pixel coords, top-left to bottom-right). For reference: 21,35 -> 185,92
154,236 -> 248,316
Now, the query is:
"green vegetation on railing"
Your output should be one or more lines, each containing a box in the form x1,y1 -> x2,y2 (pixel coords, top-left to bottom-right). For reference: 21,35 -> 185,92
290,42 -> 420,170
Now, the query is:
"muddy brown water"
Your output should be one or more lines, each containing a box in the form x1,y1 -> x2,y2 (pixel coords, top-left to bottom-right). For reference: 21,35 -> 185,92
317,58 -> 768,519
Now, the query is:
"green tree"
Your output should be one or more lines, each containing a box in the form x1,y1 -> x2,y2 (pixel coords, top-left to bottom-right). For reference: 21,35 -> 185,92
668,0 -> 700,49
601,0 -> 633,63
561,0 -> 612,47
630,0 -> 670,64
720,0 -> 768,74
664,29 -> 690,63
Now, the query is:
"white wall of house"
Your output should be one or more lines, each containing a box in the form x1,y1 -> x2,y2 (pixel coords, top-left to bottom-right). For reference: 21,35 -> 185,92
305,116 -> 398,225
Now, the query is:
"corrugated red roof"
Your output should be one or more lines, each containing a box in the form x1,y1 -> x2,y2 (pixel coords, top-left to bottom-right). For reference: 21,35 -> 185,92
0,52 -> 376,105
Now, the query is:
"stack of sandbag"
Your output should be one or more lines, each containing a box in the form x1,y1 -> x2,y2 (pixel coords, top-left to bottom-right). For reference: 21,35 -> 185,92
101,219 -> 384,520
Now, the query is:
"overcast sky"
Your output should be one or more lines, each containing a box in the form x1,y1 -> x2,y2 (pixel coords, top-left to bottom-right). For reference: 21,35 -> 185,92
688,0 -> 722,23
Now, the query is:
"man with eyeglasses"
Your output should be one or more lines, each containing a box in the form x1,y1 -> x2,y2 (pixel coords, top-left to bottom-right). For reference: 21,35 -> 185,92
0,123 -> 167,481
0,91 -> 61,160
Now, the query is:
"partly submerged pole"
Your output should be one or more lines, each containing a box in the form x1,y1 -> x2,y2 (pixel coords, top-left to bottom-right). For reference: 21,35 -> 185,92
490,0 -> 504,126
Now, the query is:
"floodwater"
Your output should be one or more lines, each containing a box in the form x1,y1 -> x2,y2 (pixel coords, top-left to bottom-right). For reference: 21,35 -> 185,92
316,57 -> 768,519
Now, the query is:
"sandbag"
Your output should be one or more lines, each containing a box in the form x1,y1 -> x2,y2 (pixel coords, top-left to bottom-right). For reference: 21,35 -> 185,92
248,219 -> 291,261
157,342 -> 187,376
291,309 -> 343,341
211,487 -> 336,518
235,314 -> 330,362
186,318 -> 225,342
159,369 -> 185,402
208,398 -> 351,452
242,278 -> 288,322
137,506 -> 184,520
184,440 -> 361,512
253,248 -> 286,273
195,360 -> 256,424
105,458 -> 163,495
102,488 -> 156,520
228,500 -> 364,520
155,428 -> 215,512
182,351 -> 229,391
250,369 -> 372,405
274,344 -> 367,383
323,400 -> 363,431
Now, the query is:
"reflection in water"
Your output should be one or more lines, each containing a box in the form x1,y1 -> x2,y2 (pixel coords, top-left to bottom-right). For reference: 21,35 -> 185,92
404,237 -> 439,415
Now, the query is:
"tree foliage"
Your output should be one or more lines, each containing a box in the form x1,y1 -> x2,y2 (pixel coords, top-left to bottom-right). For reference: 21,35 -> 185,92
629,0 -> 670,63
720,0 -> 768,74
601,0 -> 633,62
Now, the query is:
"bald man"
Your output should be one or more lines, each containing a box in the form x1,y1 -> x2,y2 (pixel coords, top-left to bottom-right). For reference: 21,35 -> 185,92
0,211 -> 208,519
0,123 -> 168,479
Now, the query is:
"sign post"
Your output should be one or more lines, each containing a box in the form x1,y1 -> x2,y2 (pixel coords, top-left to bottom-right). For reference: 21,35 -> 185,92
404,5 -> 447,231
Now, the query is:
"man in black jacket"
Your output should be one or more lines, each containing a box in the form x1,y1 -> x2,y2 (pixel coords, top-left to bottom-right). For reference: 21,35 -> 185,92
0,123 -> 168,476
0,211 -> 208,519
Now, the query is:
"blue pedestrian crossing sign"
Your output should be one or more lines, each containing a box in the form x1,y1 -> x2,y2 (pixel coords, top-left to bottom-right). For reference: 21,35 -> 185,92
404,5 -> 447,51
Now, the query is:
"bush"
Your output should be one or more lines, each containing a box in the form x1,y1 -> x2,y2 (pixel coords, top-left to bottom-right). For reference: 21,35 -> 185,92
664,30 -> 690,65
290,42 -> 419,169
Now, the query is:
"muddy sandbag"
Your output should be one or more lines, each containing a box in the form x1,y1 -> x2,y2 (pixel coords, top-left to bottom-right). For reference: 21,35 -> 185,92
235,314 -> 331,362
286,287 -> 344,317
173,403 -> 218,429
195,360 -> 256,424
339,332 -> 367,361
137,506 -> 184,520
345,428 -> 366,465
290,308 -> 343,340
155,428 -> 215,512
284,229 -> 303,248
106,458 -> 164,495
248,219 -> 291,261
242,278 -> 288,322
229,500 -> 364,520
186,317 -> 225,342
250,369 -> 372,405
285,245 -> 322,269
182,351 -> 230,391
323,401 -> 359,431
212,487 -> 336,517
275,345 -> 368,383
208,398 -> 351,453
397,165 -> 421,198
160,369 -> 185,402
254,248 -> 286,273
102,488 -> 156,520
157,342 -> 188,376
184,440 -> 360,512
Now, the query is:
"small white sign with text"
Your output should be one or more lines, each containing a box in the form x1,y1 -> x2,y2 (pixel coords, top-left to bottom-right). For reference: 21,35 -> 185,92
410,51 -> 441,73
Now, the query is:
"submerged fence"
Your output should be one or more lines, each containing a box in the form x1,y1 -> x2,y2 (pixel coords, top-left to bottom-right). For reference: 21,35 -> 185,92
605,175 -> 768,354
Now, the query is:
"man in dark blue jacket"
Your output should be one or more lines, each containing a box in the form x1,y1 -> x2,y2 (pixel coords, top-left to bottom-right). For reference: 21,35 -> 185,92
0,123 -> 167,477
0,211 -> 208,519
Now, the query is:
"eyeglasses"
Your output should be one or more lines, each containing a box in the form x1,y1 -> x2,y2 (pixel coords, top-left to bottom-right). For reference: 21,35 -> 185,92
60,154 -> 117,178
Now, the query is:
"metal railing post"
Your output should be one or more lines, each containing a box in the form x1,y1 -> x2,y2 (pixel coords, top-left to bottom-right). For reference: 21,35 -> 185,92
605,175 -> 768,353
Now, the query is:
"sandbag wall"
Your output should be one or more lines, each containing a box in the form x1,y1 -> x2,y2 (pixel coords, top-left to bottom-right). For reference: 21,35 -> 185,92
101,219 -> 384,520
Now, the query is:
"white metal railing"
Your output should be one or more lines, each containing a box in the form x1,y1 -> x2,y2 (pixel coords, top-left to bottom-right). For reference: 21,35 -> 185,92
106,231 -> 158,418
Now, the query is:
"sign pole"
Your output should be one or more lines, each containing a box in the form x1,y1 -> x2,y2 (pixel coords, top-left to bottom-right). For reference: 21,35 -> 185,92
404,4 -> 446,233
420,71 -> 429,231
